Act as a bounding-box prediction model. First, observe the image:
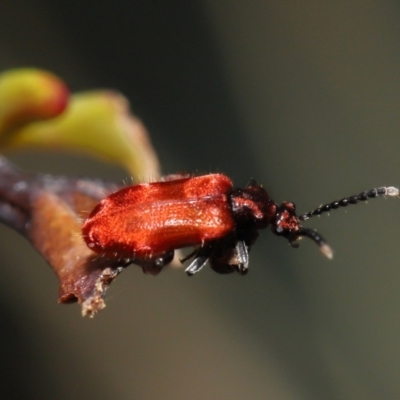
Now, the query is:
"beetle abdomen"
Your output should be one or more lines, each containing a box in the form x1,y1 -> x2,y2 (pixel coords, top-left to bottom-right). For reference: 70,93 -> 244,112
82,174 -> 235,258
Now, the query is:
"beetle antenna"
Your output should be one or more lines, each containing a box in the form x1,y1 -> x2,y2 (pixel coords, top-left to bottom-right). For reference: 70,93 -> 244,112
298,186 -> 399,222
293,228 -> 333,259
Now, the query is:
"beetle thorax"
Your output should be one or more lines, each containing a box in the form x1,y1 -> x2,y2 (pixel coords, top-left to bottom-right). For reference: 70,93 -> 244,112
230,185 -> 277,229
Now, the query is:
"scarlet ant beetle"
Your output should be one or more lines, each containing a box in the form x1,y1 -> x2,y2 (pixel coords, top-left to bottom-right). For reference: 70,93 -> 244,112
82,173 -> 399,276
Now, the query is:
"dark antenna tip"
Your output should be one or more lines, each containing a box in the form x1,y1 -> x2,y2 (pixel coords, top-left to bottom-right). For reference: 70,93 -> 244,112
299,186 -> 399,222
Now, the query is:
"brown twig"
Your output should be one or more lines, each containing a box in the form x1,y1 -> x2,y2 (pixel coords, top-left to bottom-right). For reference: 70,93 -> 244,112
0,156 -> 129,316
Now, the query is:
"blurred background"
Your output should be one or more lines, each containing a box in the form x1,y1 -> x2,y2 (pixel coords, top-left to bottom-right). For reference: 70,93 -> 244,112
1,1 -> 400,399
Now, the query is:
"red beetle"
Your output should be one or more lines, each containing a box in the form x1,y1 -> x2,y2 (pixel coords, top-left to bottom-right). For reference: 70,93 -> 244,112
82,173 -> 399,275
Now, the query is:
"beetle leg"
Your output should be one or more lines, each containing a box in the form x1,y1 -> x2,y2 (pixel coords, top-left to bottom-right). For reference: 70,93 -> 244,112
185,242 -> 214,276
185,255 -> 209,276
179,248 -> 198,264
134,251 -> 174,275
207,234 -> 250,275
235,240 -> 249,274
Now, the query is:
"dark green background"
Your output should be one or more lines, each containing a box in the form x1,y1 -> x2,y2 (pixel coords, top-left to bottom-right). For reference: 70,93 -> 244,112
1,1 -> 400,399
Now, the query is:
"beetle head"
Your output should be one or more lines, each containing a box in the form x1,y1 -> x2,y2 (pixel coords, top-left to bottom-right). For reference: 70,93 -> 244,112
272,201 -> 333,259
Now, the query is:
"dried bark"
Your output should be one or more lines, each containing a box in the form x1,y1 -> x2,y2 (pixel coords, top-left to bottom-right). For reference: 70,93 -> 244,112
0,156 -> 130,316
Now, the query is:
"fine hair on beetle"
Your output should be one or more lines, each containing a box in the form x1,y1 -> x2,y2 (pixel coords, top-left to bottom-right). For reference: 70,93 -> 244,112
81,174 -> 399,276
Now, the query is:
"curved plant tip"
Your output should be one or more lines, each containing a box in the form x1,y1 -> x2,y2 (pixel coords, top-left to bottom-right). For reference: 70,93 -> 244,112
0,68 -> 69,135
0,68 -> 160,180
